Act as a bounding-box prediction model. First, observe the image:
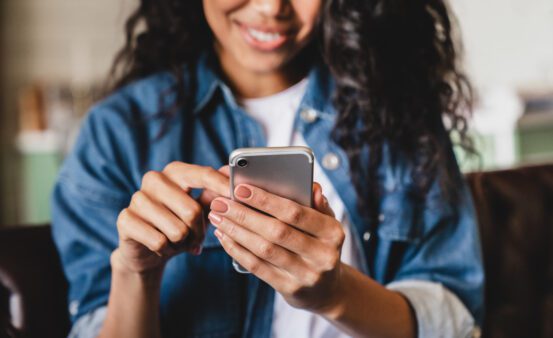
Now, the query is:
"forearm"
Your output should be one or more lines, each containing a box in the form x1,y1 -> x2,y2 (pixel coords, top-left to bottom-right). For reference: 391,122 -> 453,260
98,250 -> 164,338
320,263 -> 417,338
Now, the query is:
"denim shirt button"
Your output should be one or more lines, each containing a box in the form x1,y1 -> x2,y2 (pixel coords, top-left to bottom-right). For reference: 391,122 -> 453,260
378,213 -> 386,222
322,152 -> 340,170
300,108 -> 318,123
363,231 -> 371,242
69,300 -> 79,316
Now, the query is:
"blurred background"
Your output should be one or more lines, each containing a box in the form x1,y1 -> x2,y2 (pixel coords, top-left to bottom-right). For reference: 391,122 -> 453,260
0,0 -> 552,226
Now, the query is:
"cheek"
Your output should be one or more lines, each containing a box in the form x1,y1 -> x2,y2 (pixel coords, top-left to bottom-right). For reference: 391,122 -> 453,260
292,0 -> 322,42
203,0 -> 244,40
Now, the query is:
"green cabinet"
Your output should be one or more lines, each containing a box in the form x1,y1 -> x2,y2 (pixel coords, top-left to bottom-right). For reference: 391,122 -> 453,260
20,152 -> 61,224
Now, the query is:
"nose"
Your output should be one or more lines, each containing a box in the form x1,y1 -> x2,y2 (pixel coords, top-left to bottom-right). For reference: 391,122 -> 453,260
251,0 -> 290,18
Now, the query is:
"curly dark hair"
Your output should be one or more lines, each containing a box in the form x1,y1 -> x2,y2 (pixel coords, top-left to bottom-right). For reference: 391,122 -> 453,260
109,0 -> 474,227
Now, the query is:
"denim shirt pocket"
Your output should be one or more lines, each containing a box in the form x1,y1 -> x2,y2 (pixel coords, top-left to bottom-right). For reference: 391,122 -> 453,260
376,189 -> 422,243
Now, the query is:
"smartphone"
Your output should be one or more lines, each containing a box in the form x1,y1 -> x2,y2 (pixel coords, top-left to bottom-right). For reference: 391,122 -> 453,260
229,146 -> 315,273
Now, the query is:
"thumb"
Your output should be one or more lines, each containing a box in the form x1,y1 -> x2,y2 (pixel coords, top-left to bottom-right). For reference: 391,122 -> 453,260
313,182 -> 335,218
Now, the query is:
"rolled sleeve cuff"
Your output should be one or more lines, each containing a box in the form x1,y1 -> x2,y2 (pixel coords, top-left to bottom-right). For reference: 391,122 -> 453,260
68,306 -> 107,338
387,280 -> 480,338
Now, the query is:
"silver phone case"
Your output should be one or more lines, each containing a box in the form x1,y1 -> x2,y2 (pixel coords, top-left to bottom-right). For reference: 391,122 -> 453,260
229,146 -> 314,273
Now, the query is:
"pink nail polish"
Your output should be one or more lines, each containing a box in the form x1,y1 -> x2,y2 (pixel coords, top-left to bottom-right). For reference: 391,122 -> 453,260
192,246 -> 203,256
211,200 -> 228,213
235,185 -> 252,199
214,229 -> 224,240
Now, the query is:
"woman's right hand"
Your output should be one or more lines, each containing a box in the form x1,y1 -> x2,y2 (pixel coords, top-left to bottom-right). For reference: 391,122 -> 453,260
112,162 -> 230,274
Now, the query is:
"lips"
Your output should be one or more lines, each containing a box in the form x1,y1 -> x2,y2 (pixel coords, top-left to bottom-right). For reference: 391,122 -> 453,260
236,22 -> 293,52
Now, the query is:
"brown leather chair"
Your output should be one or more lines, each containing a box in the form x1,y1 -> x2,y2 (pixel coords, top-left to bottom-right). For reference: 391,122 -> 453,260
0,226 -> 69,338
466,164 -> 553,338
0,164 -> 552,338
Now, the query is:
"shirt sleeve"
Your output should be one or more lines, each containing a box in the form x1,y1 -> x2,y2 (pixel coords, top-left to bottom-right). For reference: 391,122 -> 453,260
387,280 -> 480,338
373,143 -> 485,327
68,306 -> 107,338
51,104 -> 138,323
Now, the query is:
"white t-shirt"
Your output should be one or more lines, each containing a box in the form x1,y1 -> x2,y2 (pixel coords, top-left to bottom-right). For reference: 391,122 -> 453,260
241,78 -> 361,338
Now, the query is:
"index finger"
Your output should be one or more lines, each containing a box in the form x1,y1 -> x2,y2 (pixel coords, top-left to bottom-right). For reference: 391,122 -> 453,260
198,166 -> 231,206
163,162 -> 230,197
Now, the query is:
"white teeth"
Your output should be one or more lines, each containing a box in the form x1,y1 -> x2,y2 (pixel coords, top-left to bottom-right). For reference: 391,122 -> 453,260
247,28 -> 282,42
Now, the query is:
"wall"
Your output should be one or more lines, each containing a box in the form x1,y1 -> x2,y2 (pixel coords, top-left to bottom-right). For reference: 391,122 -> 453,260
0,0 -> 136,224
452,0 -> 553,91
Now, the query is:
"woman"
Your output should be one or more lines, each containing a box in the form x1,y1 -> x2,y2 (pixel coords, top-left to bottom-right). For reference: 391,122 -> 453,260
52,1 -> 484,337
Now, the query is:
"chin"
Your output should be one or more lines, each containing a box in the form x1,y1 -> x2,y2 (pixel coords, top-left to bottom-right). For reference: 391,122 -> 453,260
241,45 -> 306,72
238,55 -> 290,74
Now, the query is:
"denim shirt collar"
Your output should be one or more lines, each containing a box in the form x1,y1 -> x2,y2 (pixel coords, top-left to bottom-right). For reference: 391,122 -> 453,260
191,50 -> 336,118
191,51 -> 224,114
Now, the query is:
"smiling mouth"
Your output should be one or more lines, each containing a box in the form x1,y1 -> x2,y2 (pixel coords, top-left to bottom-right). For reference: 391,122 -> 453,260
236,22 -> 293,51
247,27 -> 283,42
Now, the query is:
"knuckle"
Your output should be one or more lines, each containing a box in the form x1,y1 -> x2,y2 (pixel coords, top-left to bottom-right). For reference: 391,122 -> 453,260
271,224 -> 291,243
170,223 -> 189,242
204,166 -> 217,176
188,202 -> 203,218
201,167 -> 217,182
116,209 -> 131,231
304,271 -> 322,288
247,260 -> 262,275
151,235 -> 168,252
117,208 -> 129,222
320,250 -> 340,272
225,239 -> 237,254
332,227 -> 346,247
163,161 -> 180,173
225,221 -> 237,237
142,170 -> 161,187
258,242 -> 275,260
130,191 -> 145,208
286,205 -> 303,224
181,201 -> 202,223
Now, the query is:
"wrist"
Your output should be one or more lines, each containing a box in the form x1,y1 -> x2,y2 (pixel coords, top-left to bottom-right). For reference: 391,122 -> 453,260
102,249 -> 164,338
110,249 -> 165,290
315,263 -> 348,321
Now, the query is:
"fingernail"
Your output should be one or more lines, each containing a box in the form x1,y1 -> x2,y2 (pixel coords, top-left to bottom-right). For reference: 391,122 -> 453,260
235,185 -> 252,199
211,200 -> 228,213
192,246 -> 203,256
208,212 -> 222,225
214,229 -> 224,240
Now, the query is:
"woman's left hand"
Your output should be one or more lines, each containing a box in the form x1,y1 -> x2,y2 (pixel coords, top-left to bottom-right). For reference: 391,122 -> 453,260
208,182 -> 346,315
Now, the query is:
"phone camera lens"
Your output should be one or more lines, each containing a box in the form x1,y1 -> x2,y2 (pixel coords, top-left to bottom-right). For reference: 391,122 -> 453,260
237,158 -> 248,168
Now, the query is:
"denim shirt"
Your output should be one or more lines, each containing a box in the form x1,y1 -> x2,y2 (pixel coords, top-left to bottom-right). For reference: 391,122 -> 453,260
51,53 -> 484,338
